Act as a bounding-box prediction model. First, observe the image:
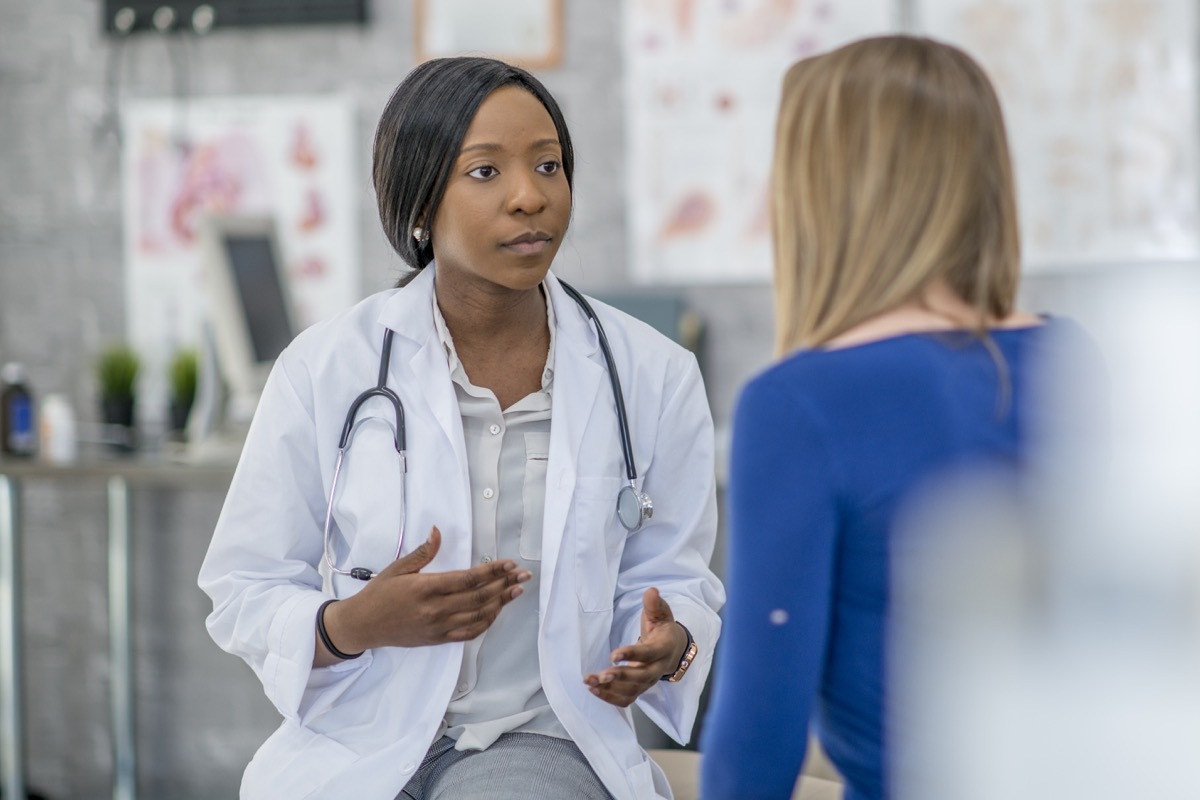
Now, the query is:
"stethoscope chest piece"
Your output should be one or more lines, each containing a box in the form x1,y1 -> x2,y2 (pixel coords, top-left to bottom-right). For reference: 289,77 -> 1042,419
616,483 -> 653,532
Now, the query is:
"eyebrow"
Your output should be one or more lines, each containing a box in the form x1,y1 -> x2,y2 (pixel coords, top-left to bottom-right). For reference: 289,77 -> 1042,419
459,137 -> 561,155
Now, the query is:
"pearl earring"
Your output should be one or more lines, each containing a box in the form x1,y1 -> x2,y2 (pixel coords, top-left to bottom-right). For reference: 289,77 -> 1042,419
412,226 -> 426,243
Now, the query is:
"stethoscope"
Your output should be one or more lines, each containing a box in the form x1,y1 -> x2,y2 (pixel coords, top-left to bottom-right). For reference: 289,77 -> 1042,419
322,280 -> 654,581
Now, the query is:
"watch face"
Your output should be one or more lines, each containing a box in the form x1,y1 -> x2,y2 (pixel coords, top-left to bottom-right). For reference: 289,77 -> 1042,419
616,485 -> 643,531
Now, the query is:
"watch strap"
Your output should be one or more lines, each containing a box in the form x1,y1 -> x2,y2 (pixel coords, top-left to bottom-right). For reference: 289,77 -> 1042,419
661,621 -> 697,682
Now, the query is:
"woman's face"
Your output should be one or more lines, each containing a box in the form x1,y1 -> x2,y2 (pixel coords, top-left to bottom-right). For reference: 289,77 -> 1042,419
430,85 -> 571,294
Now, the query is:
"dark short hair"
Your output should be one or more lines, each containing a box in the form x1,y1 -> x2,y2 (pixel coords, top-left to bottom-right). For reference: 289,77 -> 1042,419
372,57 -> 575,286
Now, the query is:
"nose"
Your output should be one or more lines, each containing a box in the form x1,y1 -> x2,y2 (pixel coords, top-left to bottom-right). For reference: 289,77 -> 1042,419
506,169 -> 549,216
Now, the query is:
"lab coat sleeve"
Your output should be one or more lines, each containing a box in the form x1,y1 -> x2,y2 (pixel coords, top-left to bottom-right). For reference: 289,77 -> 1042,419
612,353 -> 725,745
198,348 -> 346,722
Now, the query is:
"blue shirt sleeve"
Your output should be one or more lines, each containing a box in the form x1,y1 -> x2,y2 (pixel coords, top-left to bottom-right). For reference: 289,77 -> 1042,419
700,376 -> 840,800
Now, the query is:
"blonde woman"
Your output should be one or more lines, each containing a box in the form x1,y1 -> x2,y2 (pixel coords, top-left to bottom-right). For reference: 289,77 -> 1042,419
700,36 -> 1057,799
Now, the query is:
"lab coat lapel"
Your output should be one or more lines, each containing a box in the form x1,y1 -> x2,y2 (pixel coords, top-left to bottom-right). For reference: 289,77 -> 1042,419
375,266 -> 470,488
540,274 -> 606,594
408,338 -> 469,470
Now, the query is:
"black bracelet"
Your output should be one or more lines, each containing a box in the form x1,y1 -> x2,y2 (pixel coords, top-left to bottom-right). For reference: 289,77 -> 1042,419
316,599 -> 363,660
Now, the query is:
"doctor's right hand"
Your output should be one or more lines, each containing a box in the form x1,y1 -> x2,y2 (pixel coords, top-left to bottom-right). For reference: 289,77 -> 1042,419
317,527 -> 532,662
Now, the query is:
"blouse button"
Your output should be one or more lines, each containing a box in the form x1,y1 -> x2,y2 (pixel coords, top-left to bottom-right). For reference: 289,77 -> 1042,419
483,488 -> 495,499
489,424 -> 501,435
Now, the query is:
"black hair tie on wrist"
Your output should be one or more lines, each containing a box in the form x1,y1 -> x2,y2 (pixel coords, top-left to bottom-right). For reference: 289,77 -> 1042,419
317,599 -> 364,660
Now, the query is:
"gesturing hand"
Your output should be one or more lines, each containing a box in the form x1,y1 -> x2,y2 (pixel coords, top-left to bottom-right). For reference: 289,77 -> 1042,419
318,527 -> 532,664
583,588 -> 689,707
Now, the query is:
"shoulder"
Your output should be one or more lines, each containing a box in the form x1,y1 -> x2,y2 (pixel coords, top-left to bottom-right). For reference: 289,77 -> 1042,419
585,295 -> 694,363
550,281 -> 701,392
740,346 -> 875,405
273,288 -> 401,394
734,341 -> 944,440
284,289 -> 400,362
729,354 -> 846,491
737,355 -> 831,434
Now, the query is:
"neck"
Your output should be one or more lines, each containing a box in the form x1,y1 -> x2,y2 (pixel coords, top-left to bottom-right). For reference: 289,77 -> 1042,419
434,275 -> 546,352
823,279 -> 1038,350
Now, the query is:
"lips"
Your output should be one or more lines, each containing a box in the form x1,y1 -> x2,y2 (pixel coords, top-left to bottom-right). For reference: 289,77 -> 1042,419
501,231 -> 553,256
502,231 -> 552,246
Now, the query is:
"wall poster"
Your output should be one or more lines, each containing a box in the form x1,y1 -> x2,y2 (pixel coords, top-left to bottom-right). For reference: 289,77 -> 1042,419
918,0 -> 1200,270
121,95 -> 360,418
624,0 -> 896,284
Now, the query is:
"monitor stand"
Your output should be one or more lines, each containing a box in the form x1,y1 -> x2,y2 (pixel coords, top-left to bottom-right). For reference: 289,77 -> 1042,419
176,326 -> 253,464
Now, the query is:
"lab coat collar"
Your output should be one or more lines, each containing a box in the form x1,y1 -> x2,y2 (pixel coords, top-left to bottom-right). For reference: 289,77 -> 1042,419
375,264 -> 437,345
374,262 -> 601,360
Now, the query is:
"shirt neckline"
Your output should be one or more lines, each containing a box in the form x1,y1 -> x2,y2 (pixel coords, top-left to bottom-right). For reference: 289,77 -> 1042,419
431,283 -> 557,396
815,314 -> 1052,354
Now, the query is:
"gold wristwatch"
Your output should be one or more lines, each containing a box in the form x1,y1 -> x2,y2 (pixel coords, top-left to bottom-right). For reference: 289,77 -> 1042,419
661,622 -> 698,683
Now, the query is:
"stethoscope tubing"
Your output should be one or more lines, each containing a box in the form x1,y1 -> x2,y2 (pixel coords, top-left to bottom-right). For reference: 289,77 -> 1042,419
324,328 -> 409,580
557,281 -> 639,485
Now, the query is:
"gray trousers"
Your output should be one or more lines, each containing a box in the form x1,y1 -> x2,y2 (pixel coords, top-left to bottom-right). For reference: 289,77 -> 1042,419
398,733 -> 614,800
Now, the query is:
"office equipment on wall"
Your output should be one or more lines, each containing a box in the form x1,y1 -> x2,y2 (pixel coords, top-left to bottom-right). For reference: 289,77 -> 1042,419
104,0 -> 368,36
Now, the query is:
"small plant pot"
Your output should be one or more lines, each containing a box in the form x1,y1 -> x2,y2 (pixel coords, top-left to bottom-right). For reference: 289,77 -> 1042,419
102,396 -> 136,452
169,399 -> 193,440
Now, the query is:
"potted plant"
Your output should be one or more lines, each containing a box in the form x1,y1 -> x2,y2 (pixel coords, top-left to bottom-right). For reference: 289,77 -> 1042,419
96,344 -> 140,449
168,348 -> 198,436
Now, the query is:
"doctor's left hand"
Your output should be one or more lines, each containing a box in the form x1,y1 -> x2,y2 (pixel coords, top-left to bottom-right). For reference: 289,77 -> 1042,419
583,587 -> 690,707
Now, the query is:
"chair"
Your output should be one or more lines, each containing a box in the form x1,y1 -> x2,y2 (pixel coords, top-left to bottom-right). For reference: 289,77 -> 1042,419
648,737 -> 844,800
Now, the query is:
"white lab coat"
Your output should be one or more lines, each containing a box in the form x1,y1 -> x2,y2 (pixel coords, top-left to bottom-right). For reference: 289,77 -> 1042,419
198,267 -> 725,800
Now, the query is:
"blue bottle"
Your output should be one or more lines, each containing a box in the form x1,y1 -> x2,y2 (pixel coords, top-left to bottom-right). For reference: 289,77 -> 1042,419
1,362 -> 36,457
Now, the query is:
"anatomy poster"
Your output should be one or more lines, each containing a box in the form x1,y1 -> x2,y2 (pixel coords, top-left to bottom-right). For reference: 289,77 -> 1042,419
919,0 -> 1200,269
121,95 -> 359,406
624,0 -> 895,283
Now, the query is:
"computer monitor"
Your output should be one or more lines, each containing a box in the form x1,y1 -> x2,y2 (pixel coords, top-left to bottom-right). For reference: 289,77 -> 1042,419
197,214 -> 297,423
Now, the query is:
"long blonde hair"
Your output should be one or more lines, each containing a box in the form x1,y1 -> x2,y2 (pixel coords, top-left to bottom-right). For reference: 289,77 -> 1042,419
772,36 -> 1020,355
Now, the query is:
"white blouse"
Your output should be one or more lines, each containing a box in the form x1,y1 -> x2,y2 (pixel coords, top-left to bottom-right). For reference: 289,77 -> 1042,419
432,284 -> 570,751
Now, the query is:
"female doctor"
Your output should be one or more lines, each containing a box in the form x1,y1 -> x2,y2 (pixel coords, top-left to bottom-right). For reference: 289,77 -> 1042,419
198,57 -> 724,800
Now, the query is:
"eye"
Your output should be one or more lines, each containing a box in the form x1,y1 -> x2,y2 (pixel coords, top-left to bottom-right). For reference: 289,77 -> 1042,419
536,160 -> 561,175
467,165 -> 497,180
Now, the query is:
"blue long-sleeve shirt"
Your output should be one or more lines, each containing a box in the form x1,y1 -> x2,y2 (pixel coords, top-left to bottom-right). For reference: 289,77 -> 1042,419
700,321 -> 1075,800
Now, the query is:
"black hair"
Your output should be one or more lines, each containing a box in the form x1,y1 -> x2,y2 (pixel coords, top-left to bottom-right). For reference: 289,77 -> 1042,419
372,57 -> 575,287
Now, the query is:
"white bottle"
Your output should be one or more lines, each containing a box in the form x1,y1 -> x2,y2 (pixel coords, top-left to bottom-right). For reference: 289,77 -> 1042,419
38,393 -> 77,464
